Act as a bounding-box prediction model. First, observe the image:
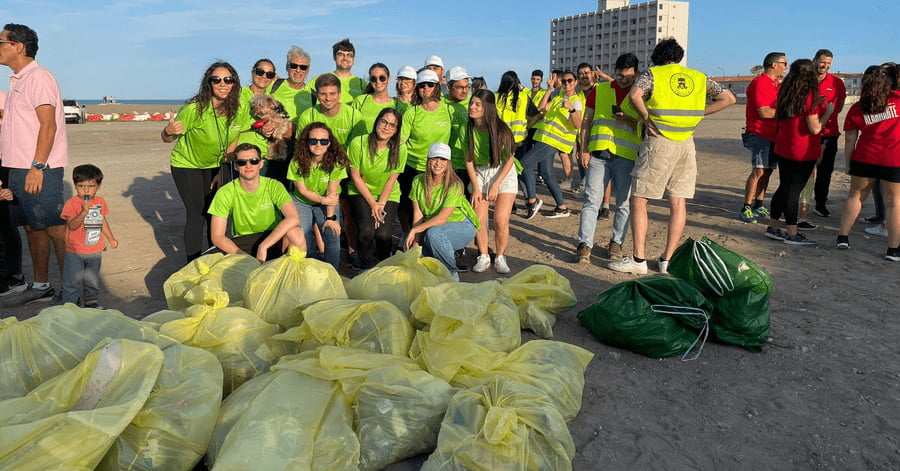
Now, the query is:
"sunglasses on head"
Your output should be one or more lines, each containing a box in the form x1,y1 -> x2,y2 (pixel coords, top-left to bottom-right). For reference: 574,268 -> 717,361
209,76 -> 236,85
369,74 -> 388,83
253,68 -> 276,79
234,158 -> 261,166
288,62 -> 309,71
307,138 -> 330,146
417,82 -> 437,89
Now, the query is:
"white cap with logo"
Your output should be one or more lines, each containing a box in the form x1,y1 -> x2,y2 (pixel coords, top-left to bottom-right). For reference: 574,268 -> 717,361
447,66 -> 470,82
427,142 -> 452,160
424,55 -> 444,68
397,65 -> 417,80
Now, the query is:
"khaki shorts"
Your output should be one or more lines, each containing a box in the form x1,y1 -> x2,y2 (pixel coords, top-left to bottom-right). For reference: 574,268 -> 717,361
471,164 -> 518,195
631,134 -> 697,199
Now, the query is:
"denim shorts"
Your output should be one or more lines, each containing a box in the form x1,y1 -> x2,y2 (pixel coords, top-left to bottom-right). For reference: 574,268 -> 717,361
742,132 -> 777,169
5,167 -> 66,230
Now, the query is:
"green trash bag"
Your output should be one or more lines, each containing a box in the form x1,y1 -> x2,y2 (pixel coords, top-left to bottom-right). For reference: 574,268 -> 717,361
668,237 -> 771,352
500,265 -> 578,339
163,253 -> 260,310
421,377 -> 575,471
578,275 -> 711,360
0,339 -> 164,471
345,247 -> 454,318
243,246 -> 348,329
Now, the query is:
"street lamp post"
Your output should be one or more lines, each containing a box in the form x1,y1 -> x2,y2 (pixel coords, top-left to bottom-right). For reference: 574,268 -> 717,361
718,66 -> 726,78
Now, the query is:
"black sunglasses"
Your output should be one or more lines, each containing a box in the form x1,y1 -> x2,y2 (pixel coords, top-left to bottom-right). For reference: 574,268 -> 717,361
307,138 -> 330,146
209,76 -> 236,85
234,158 -> 261,166
417,82 -> 437,89
253,68 -> 276,79
369,74 -> 388,83
288,62 -> 310,71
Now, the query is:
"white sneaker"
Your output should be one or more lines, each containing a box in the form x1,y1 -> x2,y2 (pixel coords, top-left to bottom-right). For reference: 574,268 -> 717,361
657,258 -> 669,274
472,254 -> 491,273
495,255 -> 510,274
865,224 -> 888,237
607,256 -> 648,275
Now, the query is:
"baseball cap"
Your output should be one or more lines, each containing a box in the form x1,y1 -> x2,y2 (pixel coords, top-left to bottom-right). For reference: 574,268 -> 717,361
417,69 -> 439,84
427,142 -> 452,160
424,55 -> 444,68
397,65 -> 416,80
447,66 -> 470,82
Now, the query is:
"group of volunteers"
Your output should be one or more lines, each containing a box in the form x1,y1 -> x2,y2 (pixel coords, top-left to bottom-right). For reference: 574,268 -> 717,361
740,49 -> 900,261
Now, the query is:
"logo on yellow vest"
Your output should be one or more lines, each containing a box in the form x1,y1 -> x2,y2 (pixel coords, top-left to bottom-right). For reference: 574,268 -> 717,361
669,73 -> 695,97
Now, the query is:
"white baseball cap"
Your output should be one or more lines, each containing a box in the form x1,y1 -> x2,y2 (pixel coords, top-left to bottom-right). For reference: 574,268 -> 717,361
417,69 -> 440,84
397,65 -> 416,80
424,55 -> 444,68
427,142 -> 452,160
447,66 -> 470,82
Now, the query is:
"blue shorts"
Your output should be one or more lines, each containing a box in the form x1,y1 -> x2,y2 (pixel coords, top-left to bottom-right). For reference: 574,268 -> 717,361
742,133 -> 777,170
5,167 -> 66,230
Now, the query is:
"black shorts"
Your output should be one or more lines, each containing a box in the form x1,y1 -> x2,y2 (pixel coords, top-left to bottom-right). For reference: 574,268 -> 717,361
848,160 -> 900,183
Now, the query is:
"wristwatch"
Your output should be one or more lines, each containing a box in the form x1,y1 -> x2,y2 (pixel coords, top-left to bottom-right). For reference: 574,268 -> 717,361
325,215 -> 337,221
31,161 -> 50,171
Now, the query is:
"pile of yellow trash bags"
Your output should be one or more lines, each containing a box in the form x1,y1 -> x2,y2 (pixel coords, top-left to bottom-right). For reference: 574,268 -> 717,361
0,247 -> 592,470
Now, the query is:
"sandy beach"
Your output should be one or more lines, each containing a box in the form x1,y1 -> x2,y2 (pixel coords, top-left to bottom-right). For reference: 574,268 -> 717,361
2,105 -> 898,469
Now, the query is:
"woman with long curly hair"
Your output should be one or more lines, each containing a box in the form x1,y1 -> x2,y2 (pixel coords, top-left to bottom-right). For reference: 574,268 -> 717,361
837,64 -> 900,260
404,143 -> 478,281
763,59 -> 834,245
162,61 -> 246,261
464,89 -> 518,274
287,122 -> 350,268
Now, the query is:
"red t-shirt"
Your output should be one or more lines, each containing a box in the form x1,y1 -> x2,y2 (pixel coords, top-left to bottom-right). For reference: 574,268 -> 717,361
774,94 -> 824,162
61,195 -> 109,254
745,74 -> 779,142
586,81 -> 630,110
819,73 -> 846,136
843,91 -> 900,167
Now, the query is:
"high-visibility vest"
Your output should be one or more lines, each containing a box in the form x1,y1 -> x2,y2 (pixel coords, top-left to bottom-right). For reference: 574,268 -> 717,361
587,82 -> 642,160
646,64 -> 707,141
529,88 -> 547,107
533,92 -> 582,153
497,90 -> 530,143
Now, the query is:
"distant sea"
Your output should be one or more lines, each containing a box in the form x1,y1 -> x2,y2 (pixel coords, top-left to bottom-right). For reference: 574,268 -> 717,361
78,99 -> 186,106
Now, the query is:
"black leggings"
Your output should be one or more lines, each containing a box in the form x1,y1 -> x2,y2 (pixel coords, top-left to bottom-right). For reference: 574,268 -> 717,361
770,157 -> 816,226
349,195 -> 398,269
171,166 -> 217,261
815,136 -> 838,206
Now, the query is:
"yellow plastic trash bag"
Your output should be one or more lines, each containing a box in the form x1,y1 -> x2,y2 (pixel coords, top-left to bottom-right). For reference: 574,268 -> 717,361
140,309 -> 187,328
96,343 -> 224,471
243,246 -> 347,329
164,253 -> 260,310
206,366 -> 359,470
0,339 -> 164,471
276,347 -> 456,471
0,305 -> 164,400
501,265 -> 577,339
345,247 -> 454,317
421,378 -> 576,471
452,340 -> 594,421
158,293 -> 281,397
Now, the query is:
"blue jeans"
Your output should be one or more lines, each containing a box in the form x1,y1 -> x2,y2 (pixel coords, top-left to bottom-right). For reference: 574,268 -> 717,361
519,141 -> 566,207
62,251 -> 102,305
421,219 -> 476,281
294,197 -> 342,269
578,151 -> 635,246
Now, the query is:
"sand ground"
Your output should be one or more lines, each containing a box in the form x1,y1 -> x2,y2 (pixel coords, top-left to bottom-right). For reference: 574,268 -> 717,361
2,104 -> 898,469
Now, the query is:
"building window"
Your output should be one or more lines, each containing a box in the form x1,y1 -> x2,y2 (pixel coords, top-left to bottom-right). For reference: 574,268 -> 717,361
659,27 -> 663,32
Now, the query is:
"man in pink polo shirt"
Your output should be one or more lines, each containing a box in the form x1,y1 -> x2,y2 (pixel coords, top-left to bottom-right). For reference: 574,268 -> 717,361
0,23 -> 68,304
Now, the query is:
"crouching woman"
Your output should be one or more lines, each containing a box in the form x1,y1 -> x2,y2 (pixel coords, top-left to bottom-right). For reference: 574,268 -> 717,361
404,143 -> 478,281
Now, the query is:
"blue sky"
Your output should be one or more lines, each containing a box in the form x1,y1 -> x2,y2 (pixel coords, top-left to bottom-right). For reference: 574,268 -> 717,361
2,0 -> 897,100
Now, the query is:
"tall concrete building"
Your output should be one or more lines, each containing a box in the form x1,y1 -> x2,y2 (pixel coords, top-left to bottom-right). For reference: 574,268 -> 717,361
550,0 -> 689,74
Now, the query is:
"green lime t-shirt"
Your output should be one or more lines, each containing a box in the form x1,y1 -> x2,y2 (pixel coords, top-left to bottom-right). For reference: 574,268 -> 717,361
296,104 -> 367,149
346,134 -> 408,203
409,174 -> 479,229
352,94 -> 398,134
309,74 -> 367,105
208,177 -> 292,237
270,80 -> 314,127
400,102 -> 456,171
170,102 -> 249,169
456,127 -> 494,166
287,159 -> 348,204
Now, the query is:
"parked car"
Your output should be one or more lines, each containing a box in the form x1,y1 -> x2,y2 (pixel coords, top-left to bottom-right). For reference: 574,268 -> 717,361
63,99 -> 85,124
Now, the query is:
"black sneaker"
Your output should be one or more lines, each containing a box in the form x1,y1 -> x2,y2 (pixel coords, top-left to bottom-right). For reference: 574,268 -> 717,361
546,207 -> 571,218
0,277 -> 27,297
859,214 -> 883,224
797,221 -> 817,230
813,205 -> 831,217
886,247 -> 900,262
24,285 -> 55,305
835,235 -> 850,249
525,199 -> 543,220
784,233 -> 816,245
764,227 -> 787,241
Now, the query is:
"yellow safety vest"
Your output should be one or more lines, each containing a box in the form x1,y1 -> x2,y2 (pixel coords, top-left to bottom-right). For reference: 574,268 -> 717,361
646,64 -> 707,142
587,83 -> 642,160
534,92 -> 582,153
497,89 -> 530,143
529,88 -> 547,108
